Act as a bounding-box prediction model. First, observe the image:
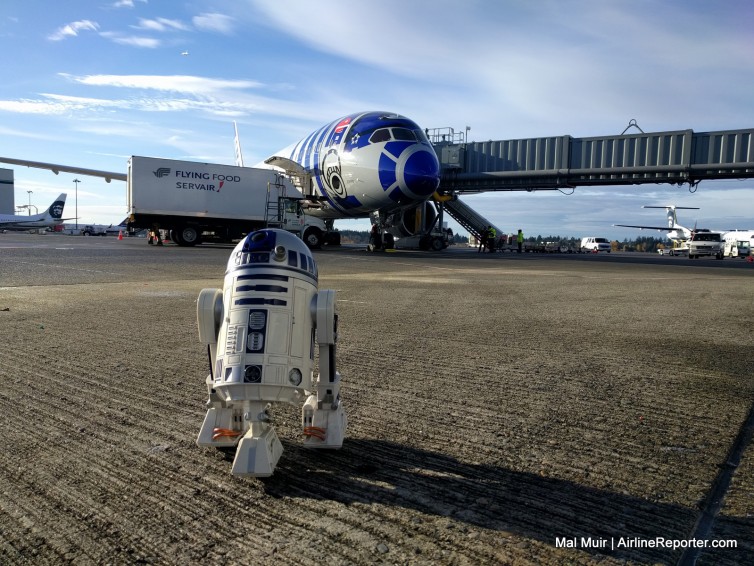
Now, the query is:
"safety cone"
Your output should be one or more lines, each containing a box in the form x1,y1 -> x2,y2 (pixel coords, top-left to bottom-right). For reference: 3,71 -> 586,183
118,230 -> 123,241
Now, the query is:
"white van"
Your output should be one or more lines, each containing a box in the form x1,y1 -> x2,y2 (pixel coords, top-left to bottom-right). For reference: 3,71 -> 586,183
689,230 -> 724,259
580,237 -> 611,253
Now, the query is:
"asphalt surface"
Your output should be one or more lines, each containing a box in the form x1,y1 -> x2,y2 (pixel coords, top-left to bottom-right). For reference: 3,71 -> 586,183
0,232 -> 752,565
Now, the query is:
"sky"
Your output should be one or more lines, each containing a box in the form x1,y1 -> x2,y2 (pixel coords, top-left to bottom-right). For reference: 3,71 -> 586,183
1,0 -> 753,239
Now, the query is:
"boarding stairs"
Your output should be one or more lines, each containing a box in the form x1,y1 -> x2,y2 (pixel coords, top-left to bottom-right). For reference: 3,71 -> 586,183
442,197 -> 502,240
264,180 -> 303,236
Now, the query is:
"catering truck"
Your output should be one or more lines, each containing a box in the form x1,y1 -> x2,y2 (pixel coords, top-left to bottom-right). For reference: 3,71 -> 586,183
126,156 -> 337,247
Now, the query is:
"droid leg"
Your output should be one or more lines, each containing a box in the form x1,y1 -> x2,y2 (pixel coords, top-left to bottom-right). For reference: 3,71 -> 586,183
231,402 -> 283,477
303,290 -> 347,448
197,400 -> 283,477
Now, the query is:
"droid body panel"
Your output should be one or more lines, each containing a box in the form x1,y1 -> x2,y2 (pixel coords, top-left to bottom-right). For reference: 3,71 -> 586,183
196,229 -> 346,476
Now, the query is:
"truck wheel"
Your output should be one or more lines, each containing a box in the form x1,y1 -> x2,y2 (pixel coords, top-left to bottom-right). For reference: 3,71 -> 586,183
383,233 -> 395,249
303,227 -> 323,249
431,237 -> 445,251
176,226 -> 201,247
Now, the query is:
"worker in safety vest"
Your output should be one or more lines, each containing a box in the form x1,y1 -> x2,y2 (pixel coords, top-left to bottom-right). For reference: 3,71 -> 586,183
487,226 -> 497,252
517,229 -> 524,253
478,226 -> 490,253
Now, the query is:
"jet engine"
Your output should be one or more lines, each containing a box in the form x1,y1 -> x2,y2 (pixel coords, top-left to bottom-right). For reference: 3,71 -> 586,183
383,201 -> 438,238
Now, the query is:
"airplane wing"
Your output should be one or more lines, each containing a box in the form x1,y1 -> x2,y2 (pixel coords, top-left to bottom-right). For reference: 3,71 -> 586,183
0,157 -> 126,182
613,224 -> 674,231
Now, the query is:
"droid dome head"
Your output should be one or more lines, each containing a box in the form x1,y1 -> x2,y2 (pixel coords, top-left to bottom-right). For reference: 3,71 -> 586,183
227,229 -> 318,281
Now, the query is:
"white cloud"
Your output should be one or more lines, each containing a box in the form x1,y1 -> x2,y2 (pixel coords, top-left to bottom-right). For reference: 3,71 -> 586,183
48,20 -> 99,41
0,99 -> 72,115
64,74 -> 262,94
113,0 -> 147,8
133,18 -> 189,32
99,32 -> 161,48
193,13 -> 235,34
246,0 -> 754,139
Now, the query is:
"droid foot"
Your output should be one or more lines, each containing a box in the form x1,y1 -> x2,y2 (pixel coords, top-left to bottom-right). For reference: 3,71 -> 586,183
196,407 -> 239,448
231,426 -> 283,477
302,394 -> 347,449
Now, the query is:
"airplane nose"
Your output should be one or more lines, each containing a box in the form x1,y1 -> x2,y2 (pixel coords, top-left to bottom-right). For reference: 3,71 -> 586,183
403,148 -> 440,197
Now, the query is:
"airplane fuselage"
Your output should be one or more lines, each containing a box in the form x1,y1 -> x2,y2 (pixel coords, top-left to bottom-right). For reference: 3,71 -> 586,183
0,195 -> 67,230
275,112 -> 441,219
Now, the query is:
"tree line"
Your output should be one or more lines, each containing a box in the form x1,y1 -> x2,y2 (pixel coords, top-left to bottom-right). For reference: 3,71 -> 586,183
337,230 -> 669,252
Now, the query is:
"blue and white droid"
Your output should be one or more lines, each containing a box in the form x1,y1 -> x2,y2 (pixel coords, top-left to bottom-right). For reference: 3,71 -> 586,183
196,229 -> 346,476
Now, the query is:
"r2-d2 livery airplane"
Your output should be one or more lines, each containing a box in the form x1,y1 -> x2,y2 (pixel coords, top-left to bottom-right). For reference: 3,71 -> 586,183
264,111 -> 442,248
0,193 -> 69,231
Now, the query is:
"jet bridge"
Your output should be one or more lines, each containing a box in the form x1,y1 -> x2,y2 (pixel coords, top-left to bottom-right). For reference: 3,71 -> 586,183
430,126 -> 754,193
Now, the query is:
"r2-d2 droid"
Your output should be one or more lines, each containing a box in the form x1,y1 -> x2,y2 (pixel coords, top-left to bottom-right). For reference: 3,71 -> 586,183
196,229 -> 346,476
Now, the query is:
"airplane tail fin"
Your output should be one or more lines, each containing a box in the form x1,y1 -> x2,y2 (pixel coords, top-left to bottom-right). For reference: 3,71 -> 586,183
667,207 -> 676,229
233,122 -> 244,167
44,193 -> 67,221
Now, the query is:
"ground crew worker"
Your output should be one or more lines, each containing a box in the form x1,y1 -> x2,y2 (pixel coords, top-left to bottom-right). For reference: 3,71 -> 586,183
478,226 -> 489,253
487,226 -> 497,252
517,229 -> 524,253
148,226 -> 164,246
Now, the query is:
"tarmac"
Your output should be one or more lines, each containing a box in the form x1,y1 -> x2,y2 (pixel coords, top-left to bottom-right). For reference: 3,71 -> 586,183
0,232 -> 752,565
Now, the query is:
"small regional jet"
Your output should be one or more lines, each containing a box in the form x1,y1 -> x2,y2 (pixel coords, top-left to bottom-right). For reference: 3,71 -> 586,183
615,205 -> 698,254
0,193 -> 70,231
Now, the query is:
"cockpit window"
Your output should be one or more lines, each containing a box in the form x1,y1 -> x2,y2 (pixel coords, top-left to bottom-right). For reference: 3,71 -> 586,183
413,128 -> 430,144
392,128 -> 417,141
369,128 -> 392,144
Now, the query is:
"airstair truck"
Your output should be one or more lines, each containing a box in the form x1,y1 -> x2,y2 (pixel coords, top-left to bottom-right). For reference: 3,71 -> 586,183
127,156 -> 332,247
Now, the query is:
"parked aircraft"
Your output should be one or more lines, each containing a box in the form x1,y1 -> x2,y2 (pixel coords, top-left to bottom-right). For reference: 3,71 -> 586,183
615,205 -> 699,253
263,111 -> 441,245
0,193 -> 70,231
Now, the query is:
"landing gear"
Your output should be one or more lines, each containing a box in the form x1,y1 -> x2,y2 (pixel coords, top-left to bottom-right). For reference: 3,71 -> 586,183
368,213 -> 396,252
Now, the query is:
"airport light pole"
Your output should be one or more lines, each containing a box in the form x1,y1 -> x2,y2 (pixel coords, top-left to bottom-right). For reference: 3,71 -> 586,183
72,178 -> 80,230
27,190 -> 32,215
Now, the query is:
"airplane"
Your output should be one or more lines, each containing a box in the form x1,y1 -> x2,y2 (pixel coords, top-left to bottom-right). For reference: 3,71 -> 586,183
0,193 -> 70,231
263,111 -> 442,247
615,205 -> 699,240
0,111 -> 443,248
614,205 -> 699,254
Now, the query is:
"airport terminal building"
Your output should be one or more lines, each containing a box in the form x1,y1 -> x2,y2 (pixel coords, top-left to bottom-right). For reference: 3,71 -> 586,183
0,167 -> 13,214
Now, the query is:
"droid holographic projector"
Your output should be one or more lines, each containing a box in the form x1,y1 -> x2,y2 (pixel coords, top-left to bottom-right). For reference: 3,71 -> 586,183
196,229 -> 346,476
